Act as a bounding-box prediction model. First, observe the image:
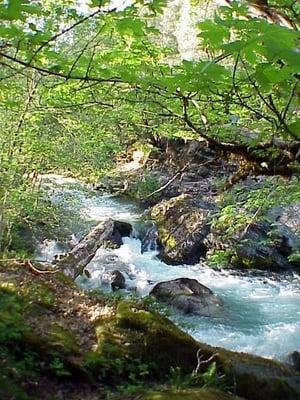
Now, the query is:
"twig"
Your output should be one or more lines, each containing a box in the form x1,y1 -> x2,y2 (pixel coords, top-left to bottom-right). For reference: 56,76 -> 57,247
0,52 -> 122,84
0,258 -> 60,274
24,260 -> 60,275
193,349 -> 219,375
145,164 -> 189,198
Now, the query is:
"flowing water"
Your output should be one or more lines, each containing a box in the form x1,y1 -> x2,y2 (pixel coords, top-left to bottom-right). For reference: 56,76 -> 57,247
37,175 -> 300,361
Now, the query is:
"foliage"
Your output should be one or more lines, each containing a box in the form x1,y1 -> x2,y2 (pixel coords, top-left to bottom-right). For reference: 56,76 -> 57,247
129,172 -> 162,199
0,288 -> 37,399
207,249 -> 234,268
168,362 -> 227,391
0,0 -> 298,253
212,176 -> 300,239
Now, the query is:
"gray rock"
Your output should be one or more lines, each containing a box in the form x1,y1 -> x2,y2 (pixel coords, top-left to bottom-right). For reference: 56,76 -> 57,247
233,222 -> 294,270
150,278 -> 222,316
287,351 -> 300,372
151,195 -> 217,264
232,203 -> 300,270
109,270 -> 126,291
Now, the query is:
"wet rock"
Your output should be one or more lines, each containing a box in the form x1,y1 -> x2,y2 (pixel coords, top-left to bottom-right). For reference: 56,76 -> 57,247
268,203 -> 300,267
151,195 -> 217,264
106,220 -> 132,248
141,222 -> 158,252
85,252 -> 134,288
150,278 -> 222,316
233,222 -> 295,271
287,351 -> 300,372
109,270 -> 126,291
206,200 -> 300,271
232,203 -> 300,270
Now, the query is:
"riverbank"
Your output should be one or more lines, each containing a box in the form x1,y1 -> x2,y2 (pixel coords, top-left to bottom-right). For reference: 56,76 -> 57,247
1,259 -> 300,400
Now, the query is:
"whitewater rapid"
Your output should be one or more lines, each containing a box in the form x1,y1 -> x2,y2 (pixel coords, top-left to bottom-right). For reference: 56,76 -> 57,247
36,175 -> 300,361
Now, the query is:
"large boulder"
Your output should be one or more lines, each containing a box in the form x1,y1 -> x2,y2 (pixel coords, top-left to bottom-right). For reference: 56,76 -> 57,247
233,222 -> 295,270
151,195 -> 217,264
150,278 -> 222,316
232,203 -> 300,270
207,202 -> 300,271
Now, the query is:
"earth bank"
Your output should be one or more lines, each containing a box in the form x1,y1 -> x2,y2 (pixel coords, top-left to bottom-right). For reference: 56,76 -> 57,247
1,260 -> 300,400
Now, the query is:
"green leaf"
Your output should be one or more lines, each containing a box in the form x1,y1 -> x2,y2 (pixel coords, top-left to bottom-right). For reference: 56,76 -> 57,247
0,25 -> 24,39
288,120 -> 300,138
198,20 -> 230,49
116,17 -> 145,37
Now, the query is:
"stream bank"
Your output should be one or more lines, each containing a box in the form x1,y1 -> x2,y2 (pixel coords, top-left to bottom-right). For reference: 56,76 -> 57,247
1,260 -> 300,400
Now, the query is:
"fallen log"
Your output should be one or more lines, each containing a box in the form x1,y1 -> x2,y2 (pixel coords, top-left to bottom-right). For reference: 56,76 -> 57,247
54,219 -> 132,279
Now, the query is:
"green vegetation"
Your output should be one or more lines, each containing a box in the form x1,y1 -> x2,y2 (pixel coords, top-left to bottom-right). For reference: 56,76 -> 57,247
0,1 -> 299,399
0,0 -> 298,252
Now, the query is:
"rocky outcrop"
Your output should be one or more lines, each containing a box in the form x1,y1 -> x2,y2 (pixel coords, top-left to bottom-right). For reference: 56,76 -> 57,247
54,219 -> 132,278
232,222 -> 296,270
151,195 -> 217,264
150,278 -> 222,316
229,204 -> 300,270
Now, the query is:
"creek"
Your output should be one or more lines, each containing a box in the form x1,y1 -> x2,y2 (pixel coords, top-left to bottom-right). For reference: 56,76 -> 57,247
36,175 -> 300,362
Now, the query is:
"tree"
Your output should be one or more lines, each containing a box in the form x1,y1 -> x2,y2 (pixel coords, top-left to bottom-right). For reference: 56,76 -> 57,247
0,0 -> 299,250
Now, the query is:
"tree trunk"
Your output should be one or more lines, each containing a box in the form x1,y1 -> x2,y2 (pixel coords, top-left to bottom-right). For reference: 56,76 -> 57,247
54,219 -> 132,279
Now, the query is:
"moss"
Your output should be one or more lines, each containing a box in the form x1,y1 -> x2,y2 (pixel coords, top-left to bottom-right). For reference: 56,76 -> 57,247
46,324 -> 80,355
21,281 -> 56,309
141,388 -> 242,400
94,301 -> 300,400
151,195 -> 211,264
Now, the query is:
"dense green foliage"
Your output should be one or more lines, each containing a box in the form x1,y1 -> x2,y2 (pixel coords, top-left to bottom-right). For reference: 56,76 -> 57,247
0,0 -> 299,250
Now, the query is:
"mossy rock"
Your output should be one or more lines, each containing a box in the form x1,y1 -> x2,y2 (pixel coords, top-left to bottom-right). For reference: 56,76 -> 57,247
96,301 -> 300,400
141,388 -> 243,400
151,195 -> 216,264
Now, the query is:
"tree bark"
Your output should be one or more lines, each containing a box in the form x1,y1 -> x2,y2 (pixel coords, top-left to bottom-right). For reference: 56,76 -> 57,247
54,219 -> 132,279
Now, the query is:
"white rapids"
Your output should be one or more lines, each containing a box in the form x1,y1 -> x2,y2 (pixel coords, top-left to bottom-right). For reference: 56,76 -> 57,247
37,175 -> 300,361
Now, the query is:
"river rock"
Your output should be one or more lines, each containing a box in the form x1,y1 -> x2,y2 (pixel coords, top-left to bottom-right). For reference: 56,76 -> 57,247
233,222 -> 295,270
287,351 -> 300,372
86,252 -> 133,289
232,203 -> 300,270
106,220 -> 132,248
151,195 -> 217,264
206,200 -> 300,271
109,270 -> 126,291
150,278 -> 222,316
